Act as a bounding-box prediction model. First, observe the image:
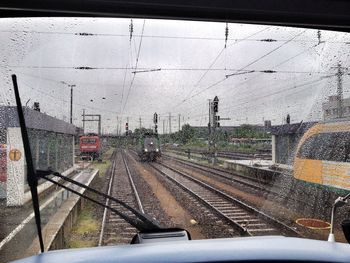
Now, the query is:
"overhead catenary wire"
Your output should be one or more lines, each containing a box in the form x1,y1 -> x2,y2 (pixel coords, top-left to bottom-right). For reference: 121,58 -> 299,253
172,29 -> 308,110
5,65 -> 335,74
1,29 -> 350,43
189,26 -> 271,96
225,29 -> 307,78
18,80 -> 158,118
206,42 -> 328,103
122,20 -> 146,113
219,75 -> 335,113
184,74 -> 336,121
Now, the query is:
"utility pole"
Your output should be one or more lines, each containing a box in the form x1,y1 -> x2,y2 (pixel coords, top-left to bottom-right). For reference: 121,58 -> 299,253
178,114 -> 181,131
163,119 -> 165,134
116,116 -> 119,135
208,99 -> 212,164
82,109 -> 85,134
98,115 -> 101,135
169,113 -> 172,134
337,62 -> 344,118
70,86 -> 73,123
61,81 -> 75,124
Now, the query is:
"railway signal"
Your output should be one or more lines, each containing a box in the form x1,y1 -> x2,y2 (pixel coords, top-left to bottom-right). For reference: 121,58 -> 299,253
153,112 -> 158,134
153,112 -> 158,124
125,122 -> 129,132
215,115 -> 220,128
213,96 -> 219,113
208,96 -> 230,164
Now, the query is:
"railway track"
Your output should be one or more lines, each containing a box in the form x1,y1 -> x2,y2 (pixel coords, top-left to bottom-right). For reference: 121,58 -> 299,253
99,150 -> 144,245
161,154 -> 309,210
167,148 -> 271,160
164,153 -> 274,185
149,161 -> 301,237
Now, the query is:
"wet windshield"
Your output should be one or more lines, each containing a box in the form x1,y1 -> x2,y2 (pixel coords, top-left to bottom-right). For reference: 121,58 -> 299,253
1,17 -> 350,261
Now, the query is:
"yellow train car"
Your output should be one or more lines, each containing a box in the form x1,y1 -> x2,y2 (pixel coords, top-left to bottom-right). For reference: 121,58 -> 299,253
294,120 -> 350,191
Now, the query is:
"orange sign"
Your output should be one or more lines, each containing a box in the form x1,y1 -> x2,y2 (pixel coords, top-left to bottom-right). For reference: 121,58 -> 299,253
9,149 -> 22,161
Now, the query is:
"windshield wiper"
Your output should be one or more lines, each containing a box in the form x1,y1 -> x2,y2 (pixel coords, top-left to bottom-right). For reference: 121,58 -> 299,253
36,169 -> 162,232
11,74 -> 162,252
12,74 -> 45,252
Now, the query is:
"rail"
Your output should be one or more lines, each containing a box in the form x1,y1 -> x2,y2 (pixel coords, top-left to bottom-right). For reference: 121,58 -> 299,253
150,162 -> 301,238
98,152 -> 117,246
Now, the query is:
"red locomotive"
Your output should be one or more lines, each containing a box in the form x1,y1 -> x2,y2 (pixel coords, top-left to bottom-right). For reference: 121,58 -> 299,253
79,134 -> 101,160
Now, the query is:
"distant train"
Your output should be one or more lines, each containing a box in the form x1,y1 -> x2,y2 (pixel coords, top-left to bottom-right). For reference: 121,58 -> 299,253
79,134 -> 101,160
137,132 -> 161,162
294,120 -> 350,191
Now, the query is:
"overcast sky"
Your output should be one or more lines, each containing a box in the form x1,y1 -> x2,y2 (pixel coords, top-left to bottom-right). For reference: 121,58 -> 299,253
0,17 -> 349,133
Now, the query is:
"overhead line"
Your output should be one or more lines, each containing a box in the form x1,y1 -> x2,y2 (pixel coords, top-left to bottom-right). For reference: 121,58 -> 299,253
1,29 -> 349,44
190,26 -> 271,92
119,60 -> 129,113
220,75 -> 334,112
172,29 -> 307,109
17,80 -> 154,117
5,65 -> 333,74
211,42 -> 326,101
225,29 -> 306,78
122,20 -> 146,113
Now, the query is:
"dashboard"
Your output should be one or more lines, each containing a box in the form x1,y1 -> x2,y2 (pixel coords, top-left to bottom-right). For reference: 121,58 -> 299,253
12,236 -> 350,263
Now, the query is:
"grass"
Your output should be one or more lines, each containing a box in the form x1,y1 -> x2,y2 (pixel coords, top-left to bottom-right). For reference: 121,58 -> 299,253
66,204 -> 100,248
65,146 -> 115,248
92,146 -> 114,178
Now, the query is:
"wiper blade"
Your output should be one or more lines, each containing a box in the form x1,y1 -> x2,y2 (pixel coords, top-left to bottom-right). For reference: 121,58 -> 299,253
12,74 -> 162,242
36,169 -> 162,232
12,74 -> 45,252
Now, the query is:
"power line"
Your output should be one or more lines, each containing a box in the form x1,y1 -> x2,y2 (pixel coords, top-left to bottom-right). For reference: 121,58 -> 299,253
172,30 -> 308,109
220,75 -> 334,113
17,80 -> 158,118
6,65 -> 333,74
122,20 -> 146,113
119,60 -> 129,113
185,74 -> 335,121
230,43 -> 323,88
189,26 -> 271,94
225,29 -> 306,78
1,29 -> 349,43
209,42 -> 327,101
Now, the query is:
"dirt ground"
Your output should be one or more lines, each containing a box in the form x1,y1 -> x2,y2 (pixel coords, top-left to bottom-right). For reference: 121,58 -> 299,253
127,153 -> 205,239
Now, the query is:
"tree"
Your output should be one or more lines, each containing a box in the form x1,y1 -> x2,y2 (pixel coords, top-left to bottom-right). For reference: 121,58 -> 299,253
179,124 -> 195,144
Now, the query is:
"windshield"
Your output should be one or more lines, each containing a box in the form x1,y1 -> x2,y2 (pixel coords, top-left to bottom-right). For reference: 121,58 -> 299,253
81,138 -> 97,144
1,17 -> 350,261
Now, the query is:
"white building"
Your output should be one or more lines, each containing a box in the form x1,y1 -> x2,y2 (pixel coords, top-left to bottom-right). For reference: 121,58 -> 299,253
322,95 -> 350,120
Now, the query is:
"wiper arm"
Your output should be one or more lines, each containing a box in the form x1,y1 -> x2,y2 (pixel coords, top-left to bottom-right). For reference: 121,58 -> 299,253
12,74 -> 45,252
36,169 -> 162,232
12,74 -> 162,252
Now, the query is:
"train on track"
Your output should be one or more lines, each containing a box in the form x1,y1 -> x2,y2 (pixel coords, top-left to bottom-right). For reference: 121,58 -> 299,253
137,132 -> 161,162
79,133 -> 101,160
294,120 -> 350,192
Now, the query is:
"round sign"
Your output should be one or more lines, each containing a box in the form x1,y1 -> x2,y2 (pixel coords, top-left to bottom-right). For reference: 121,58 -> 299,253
9,149 -> 22,161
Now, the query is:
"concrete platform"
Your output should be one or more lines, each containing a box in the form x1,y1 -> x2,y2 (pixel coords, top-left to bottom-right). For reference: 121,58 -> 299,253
0,167 -> 99,262
224,159 -> 273,167
223,159 -> 290,184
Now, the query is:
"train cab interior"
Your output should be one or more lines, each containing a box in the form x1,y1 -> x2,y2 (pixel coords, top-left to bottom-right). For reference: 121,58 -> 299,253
1,1 -> 350,262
